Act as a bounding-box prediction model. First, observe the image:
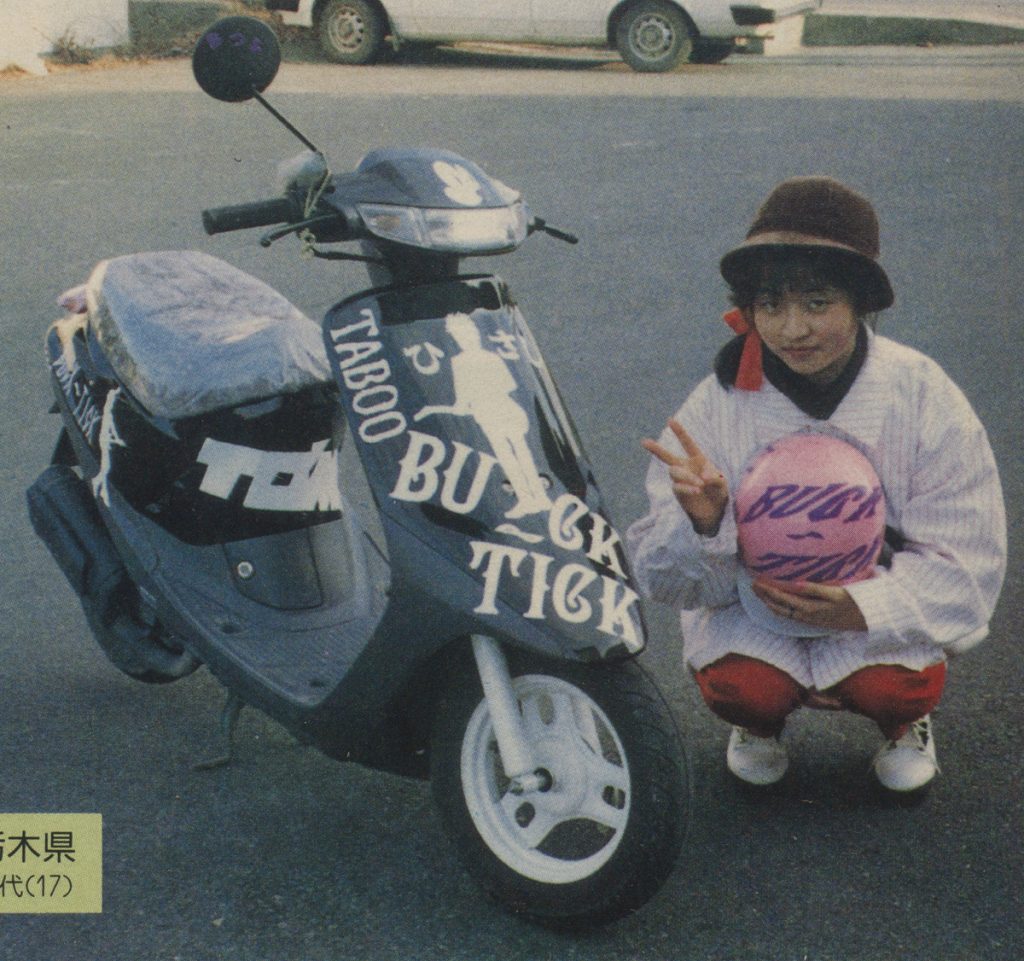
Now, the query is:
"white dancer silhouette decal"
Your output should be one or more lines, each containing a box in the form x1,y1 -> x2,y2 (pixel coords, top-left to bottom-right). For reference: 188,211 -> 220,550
414,313 -> 553,520
93,388 -> 126,506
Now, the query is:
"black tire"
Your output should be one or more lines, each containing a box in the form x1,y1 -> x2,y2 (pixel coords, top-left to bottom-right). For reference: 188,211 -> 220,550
86,580 -> 200,685
689,37 -> 735,64
615,1 -> 693,73
316,0 -> 386,65
430,652 -> 689,925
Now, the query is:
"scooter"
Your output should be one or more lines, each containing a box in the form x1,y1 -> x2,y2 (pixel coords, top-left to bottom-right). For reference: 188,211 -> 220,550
26,16 -> 688,924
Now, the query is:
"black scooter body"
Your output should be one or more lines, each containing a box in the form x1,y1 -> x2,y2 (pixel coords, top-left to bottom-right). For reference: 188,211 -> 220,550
31,261 -> 646,772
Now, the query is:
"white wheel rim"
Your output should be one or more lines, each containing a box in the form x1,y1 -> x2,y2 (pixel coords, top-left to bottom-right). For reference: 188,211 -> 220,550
327,7 -> 366,52
460,674 -> 631,884
631,15 -> 675,60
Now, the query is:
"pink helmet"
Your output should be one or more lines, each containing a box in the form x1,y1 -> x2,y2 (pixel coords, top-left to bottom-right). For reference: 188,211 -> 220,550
735,433 -> 885,587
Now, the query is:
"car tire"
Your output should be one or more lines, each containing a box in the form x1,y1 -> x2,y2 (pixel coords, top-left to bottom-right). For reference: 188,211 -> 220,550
615,1 -> 694,73
316,0 -> 386,65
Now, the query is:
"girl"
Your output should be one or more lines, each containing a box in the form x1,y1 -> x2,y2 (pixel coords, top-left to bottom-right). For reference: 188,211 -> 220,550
626,177 -> 1006,793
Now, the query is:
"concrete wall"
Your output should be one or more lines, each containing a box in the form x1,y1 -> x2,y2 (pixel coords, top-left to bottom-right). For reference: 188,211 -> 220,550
0,0 -> 131,73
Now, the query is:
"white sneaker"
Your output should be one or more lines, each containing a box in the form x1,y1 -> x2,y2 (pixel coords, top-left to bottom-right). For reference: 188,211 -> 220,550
873,716 -> 939,793
727,727 -> 789,786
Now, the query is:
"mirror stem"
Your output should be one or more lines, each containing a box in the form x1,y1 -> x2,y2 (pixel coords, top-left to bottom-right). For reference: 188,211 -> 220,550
250,88 -> 321,154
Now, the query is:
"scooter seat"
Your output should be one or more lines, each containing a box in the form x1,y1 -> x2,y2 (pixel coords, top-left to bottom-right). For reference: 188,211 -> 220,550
86,250 -> 330,420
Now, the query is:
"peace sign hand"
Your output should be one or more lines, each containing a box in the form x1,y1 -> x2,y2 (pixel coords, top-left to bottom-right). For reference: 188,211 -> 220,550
642,419 -> 729,537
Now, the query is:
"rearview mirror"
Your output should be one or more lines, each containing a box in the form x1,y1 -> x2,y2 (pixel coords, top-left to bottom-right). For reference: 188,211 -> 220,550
192,16 -> 281,103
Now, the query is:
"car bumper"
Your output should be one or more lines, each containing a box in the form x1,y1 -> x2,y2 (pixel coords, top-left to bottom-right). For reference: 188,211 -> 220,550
731,1 -> 822,27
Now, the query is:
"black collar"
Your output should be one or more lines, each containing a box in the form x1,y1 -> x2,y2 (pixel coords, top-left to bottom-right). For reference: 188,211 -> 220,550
714,324 -> 868,420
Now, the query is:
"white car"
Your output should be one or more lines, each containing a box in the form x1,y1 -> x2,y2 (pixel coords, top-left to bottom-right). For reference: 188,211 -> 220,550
264,0 -> 821,71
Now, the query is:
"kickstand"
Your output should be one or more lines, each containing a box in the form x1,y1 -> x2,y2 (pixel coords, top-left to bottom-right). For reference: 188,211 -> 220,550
193,693 -> 244,771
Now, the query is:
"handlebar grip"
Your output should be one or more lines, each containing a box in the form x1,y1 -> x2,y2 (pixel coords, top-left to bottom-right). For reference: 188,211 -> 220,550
202,198 -> 298,235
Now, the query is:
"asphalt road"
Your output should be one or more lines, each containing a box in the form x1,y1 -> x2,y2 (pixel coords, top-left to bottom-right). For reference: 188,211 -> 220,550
1,47 -> 1022,961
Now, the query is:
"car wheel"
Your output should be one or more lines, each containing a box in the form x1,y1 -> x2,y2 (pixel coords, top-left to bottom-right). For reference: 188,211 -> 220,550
615,1 -> 693,73
316,0 -> 386,65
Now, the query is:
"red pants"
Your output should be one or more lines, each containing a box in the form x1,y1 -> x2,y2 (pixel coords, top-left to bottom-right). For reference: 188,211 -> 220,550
694,654 -> 946,740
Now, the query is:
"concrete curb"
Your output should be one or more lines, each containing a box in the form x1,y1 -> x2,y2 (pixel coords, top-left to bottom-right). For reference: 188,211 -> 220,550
804,12 -> 1024,46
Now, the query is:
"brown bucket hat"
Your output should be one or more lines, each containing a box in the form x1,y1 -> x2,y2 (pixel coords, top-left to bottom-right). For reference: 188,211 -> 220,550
719,176 -> 895,312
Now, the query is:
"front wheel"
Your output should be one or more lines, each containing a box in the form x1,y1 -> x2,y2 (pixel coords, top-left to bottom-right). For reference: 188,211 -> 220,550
316,0 -> 386,65
430,654 -> 688,924
615,1 -> 693,73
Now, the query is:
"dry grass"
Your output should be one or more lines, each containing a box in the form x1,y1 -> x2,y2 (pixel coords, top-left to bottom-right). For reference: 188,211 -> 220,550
0,2 -> 308,82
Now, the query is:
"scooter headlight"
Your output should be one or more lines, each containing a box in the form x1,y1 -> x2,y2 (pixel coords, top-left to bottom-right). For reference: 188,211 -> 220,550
357,201 -> 528,254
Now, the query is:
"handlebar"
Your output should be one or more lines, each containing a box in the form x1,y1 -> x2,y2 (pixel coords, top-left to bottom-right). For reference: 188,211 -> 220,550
529,218 -> 578,245
202,196 -> 577,257
202,198 -> 299,235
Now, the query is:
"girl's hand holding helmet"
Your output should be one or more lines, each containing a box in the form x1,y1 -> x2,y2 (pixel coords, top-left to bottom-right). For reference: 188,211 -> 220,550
751,578 -> 868,633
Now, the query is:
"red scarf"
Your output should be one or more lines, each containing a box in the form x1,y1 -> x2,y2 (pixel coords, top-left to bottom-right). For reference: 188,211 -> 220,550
723,307 -> 763,391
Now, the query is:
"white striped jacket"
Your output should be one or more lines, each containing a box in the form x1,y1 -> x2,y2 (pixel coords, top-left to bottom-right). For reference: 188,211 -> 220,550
625,333 -> 1007,691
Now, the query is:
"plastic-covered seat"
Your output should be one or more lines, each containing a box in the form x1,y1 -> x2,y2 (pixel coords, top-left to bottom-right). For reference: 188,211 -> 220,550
87,250 -> 330,419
